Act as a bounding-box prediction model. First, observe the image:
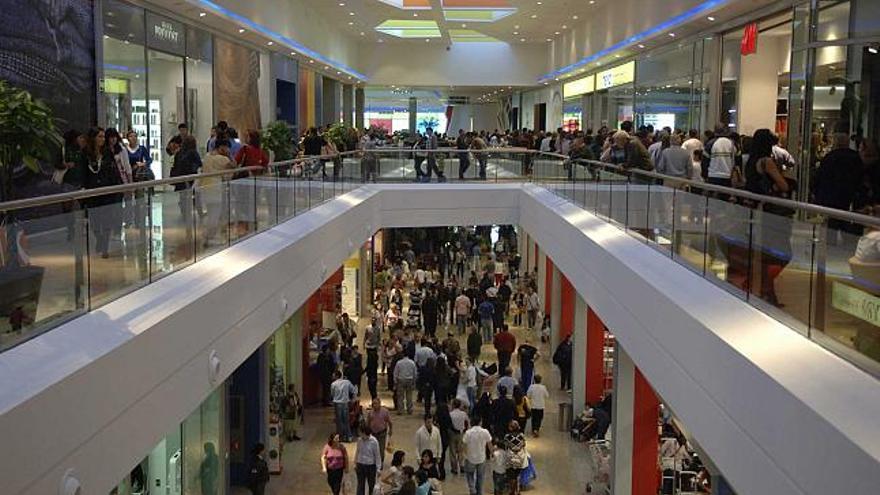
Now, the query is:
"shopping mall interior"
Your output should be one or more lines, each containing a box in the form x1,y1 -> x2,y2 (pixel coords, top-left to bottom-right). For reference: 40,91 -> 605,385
1,1 -> 880,495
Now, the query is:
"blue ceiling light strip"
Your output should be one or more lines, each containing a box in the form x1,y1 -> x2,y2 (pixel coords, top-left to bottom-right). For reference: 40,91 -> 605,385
194,0 -> 368,81
539,0 -> 729,83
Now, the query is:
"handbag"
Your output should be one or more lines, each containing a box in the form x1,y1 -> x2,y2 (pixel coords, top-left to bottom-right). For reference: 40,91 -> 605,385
233,145 -> 251,180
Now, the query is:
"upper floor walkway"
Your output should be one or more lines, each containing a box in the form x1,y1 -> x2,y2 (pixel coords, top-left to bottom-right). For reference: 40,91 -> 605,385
1,151 -> 879,494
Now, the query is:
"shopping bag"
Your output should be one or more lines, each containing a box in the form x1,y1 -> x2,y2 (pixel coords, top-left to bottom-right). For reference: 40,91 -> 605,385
519,455 -> 536,487
385,437 -> 395,454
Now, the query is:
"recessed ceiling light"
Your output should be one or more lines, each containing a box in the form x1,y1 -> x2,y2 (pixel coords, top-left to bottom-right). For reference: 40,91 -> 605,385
324,66 -> 329,69
290,51 -> 295,55
537,1 -> 542,4
547,38 -> 553,41
514,25 -> 520,29
360,31 -> 365,35
348,21 -> 354,25
336,71 -> 341,74
562,25 -> 567,29
531,14 -> 537,18
425,38 -> 430,42
543,82 -> 549,85
199,12 -> 206,17
339,2 -> 345,5
589,0 -> 595,4
669,32 -> 676,37
554,31 -> 560,35
869,47 -> 879,54
520,38 -> 526,42
572,15 -> 578,20
267,41 -> 274,46
707,16 -> 716,21
462,23 -> 467,28
513,31 -> 519,35
378,38 -> 384,43
348,76 -> 352,79
638,44 -> 645,48
615,54 -> 620,58
238,28 -> 245,33
349,11 -> 355,16
309,59 -> 314,63
413,13 -> 418,17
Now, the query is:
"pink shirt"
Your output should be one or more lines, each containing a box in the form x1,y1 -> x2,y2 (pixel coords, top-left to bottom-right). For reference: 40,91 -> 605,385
323,445 -> 346,470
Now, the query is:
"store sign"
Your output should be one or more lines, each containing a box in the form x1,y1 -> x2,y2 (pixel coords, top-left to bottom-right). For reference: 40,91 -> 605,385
832,282 -> 880,327
146,12 -> 185,56
563,75 -> 595,98
342,267 -> 358,316
596,61 -> 635,90
741,22 -> 758,56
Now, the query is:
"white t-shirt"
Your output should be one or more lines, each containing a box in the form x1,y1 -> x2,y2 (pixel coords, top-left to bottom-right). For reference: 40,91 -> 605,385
492,448 -> 507,474
414,269 -> 426,285
526,383 -> 550,410
708,137 -> 735,179
681,138 -> 704,163
450,409 -> 469,432
462,426 -> 493,464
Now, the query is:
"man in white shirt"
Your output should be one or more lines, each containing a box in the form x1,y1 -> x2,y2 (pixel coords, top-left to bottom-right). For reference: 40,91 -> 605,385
393,355 -> 418,414
454,292 -> 472,335
462,416 -> 493,495
448,399 -> 471,475
540,133 -> 554,152
414,266 -> 427,286
681,129 -> 705,182
330,370 -> 358,441
525,287 -> 540,330
415,413 -> 443,460
706,126 -> 735,187
526,374 -> 551,437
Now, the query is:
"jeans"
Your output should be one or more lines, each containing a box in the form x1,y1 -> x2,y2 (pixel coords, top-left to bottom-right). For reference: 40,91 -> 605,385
456,314 -> 468,334
448,430 -> 464,472
527,310 -> 537,330
396,378 -> 415,414
356,463 -> 377,495
334,402 -> 351,440
477,154 -> 488,180
459,152 -> 471,178
465,461 -> 486,495
467,386 -> 477,414
480,318 -> 493,342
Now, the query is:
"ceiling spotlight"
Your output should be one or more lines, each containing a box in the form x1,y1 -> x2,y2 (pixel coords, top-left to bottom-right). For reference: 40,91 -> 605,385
324,66 -> 329,69
336,71 -> 341,74
349,11 -> 355,16
309,59 -> 314,63
199,12 -> 206,17
589,0 -> 595,4
290,51 -> 295,55
339,2 -> 345,5
669,32 -> 676,37
360,31 -> 365,35
520,38 -> 526,42
562,25 -> 567,29
869,47 -> 879,54
514,25 -> 520,29
238,28 -> 245,33
425,38 -> 430,42
531,14 -> 537,18
546,38 -> 552,42
707,16 -> 716,21
413,13 -> 418,17
267,41 -> 274,46
554,31 -> 560,35
462,23 -> 467,28
572,15 -> 578,20
348,21 -> 354,25
615,54 -> 620,58
513,31 -> 519,35
638,44 -> 645,48
543,82 -> 549,85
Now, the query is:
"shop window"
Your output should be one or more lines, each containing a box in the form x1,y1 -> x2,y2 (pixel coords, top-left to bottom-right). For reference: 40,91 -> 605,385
817,0 -> 880,41
102,0 -> 147,140
636,76 -> 695,131
563,97 -> 583,131
147,49 -> 185,179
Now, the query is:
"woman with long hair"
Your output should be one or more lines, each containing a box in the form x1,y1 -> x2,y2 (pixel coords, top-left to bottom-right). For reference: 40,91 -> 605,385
379,450 -> 407,495
744,129 -> 792,307
83,127 -> 124,258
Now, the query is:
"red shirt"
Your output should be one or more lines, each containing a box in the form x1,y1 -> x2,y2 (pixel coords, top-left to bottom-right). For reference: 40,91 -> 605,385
493,331 -> 517,354
235,145 -> 270,174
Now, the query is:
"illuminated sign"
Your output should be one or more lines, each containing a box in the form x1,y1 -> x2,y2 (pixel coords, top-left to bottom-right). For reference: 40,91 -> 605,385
563,75 -> 595,98
146,13 -> 185,55
596,61 -> 635,90
832,281 -> 880,327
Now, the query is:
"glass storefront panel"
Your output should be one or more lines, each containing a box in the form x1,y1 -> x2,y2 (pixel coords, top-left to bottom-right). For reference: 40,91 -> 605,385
185,56 -> 214,153
721,30 -> 742,131
563,97 -> 583,131
111,388 -> 224,495
102,0 -> 147,137
636,76 -> 695,131
147,50 -> 185,179
815,0 -> 880,42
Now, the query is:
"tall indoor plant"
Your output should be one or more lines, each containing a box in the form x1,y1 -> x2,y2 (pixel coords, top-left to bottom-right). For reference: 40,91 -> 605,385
261,121 -> 295,161
0,80 -> 62,203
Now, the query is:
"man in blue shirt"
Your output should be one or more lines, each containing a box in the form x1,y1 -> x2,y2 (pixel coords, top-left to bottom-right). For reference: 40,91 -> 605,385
478,298 -> 495,343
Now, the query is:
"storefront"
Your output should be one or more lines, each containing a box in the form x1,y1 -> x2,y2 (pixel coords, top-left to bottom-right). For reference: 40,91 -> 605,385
635,41 -> 712,133
101,0 -> 215,179
111,388 -> 225,495
562,75 -> 594,131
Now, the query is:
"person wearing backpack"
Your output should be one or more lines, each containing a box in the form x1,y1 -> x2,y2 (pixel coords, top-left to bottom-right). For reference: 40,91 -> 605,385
503,420 -> 529,495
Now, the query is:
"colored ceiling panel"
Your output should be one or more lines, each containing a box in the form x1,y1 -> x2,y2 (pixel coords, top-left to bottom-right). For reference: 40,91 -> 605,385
376,0 -> 431,9
448,29 -> 499,42
375,19 -> 442,38
443,8 -> 516,22
442,0 -> 512,7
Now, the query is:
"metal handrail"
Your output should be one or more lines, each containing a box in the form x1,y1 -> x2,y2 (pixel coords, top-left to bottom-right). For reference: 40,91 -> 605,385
533,151 -> 880,230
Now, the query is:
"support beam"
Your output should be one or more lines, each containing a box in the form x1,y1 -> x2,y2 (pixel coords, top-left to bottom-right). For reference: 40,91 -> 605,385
572,293 -> 587,415
355,87 -> 365,129
549,262 -> 561,352
408,97 -> 418,133
586,307 -> 605,406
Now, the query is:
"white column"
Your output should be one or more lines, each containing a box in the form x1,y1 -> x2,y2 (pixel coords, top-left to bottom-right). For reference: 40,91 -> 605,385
549,265 -> 562,352
572,293 -> 588,416
359,243 -> 371,318
611,342 -> 635,495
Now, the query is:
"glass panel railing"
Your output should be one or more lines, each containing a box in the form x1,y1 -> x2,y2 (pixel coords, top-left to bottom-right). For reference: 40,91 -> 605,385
550,158 -> 880,376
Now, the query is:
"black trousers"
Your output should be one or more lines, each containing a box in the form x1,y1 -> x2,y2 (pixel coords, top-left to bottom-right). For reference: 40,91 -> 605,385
327,468 -> 344,495
459,153 -> 471,178
498,351 -> 512,374
560,365 -> 571,390
356,463 -> 377,495
531,408 -> 545,432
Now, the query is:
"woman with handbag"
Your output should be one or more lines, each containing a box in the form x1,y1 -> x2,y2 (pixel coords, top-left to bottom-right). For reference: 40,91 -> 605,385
322,433 -> 350,495
503,420 -> 529,495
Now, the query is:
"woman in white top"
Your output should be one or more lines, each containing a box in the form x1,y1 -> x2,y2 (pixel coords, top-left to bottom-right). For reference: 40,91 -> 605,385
380,450 -> 407,494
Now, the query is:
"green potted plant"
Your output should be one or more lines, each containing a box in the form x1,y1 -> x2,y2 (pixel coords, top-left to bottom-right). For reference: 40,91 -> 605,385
261,121 -> 295,161
0,81 -> 61,339
325,123 -> 351,152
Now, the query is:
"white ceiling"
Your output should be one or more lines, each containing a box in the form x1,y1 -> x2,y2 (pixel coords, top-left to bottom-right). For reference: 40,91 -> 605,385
301,0 -> 617,45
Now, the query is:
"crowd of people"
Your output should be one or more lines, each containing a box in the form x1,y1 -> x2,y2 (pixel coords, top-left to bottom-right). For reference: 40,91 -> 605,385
303,228 -> 585,495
